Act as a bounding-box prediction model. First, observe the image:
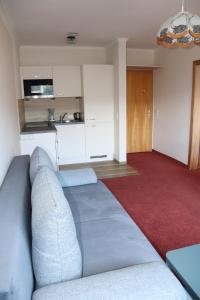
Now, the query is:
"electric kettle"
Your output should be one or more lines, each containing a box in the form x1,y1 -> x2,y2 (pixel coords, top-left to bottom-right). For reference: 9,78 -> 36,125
74,112 -> 81,121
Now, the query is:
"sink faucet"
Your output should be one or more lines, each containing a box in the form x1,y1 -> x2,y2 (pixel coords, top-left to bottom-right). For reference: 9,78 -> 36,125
60,113 -> 68,122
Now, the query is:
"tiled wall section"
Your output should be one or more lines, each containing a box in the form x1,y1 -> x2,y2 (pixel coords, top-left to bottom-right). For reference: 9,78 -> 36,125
24,97 -> 82,122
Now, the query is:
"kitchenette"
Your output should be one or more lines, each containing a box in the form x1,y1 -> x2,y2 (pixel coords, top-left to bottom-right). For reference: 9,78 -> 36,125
19,64 -> 114,167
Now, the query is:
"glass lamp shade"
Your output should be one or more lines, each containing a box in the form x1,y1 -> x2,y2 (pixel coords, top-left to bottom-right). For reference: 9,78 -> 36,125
157,11 -> 200,48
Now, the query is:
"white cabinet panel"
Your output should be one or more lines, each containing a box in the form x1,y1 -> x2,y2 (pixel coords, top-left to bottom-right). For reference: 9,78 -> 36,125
85,122 -> 114,161
20,132 -> 57,168
53,66 -> 82,97
83,65 -> 114,122
56,124 -> 86,165
21,66 -> 53,79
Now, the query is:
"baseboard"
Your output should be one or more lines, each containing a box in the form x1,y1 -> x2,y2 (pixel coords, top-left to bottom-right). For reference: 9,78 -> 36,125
114,159 -> 127,165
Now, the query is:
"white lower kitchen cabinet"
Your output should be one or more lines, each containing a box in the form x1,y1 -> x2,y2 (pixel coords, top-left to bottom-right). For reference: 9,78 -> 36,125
85,122 -> 114,162
20,122 -> 114,167
20,132 -> 57,168
56,124 -> 86,165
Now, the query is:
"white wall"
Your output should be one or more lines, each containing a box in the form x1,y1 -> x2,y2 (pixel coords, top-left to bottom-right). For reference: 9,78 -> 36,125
107,38 -> 127,163
0,5 -> 20,186
153,47 -> 200,165
13,41 -> 21,99
20,46 -> 107,66
127,48 -> 155,66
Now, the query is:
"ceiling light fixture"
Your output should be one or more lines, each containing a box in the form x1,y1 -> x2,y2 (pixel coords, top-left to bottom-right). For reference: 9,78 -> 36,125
66,32 -> 79,45
157,0 -> 200,48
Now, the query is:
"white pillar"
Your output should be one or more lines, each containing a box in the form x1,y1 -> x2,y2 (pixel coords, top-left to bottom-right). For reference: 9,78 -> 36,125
107,38 -> 127,163
117,38 -> 127,163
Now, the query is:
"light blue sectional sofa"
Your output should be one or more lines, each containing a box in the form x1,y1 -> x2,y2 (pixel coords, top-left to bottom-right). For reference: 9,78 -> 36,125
0,155 -> 187,300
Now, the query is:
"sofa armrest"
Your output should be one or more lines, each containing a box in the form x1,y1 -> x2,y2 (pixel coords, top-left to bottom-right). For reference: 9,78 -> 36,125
33,262 -> 187,300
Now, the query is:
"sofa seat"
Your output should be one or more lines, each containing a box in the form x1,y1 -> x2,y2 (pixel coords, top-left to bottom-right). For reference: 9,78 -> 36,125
63,181 -> 162,277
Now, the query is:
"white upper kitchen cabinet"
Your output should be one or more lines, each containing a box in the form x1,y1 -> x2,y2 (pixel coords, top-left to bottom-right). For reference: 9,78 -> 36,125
55,124 -> 86,165
53,66 -> 82,97
21,66 -> 53,79
82,65 -> 114,122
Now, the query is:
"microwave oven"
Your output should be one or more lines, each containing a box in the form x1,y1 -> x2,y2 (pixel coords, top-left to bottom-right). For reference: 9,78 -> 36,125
23,79 -> 54,99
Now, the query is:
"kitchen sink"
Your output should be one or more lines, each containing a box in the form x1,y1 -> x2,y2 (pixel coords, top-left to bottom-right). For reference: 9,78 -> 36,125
24,121 -> 54,128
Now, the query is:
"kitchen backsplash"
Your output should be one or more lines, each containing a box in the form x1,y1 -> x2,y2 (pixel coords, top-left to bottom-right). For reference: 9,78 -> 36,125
23,97 -> 82,122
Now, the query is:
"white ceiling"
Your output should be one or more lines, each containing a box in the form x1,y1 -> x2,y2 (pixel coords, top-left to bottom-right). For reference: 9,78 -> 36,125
2,0 -> 200,48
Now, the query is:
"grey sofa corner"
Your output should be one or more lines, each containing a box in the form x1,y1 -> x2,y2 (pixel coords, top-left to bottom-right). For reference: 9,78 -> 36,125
0,155 -> 34,300
0,156 -> 187,300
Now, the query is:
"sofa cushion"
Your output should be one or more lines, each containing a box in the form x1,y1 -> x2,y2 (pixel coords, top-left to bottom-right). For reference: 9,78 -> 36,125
63,181 -> 162,277
76,215 -> 162,276
31,166 -> 82,289
64,181 -> 125,223
32,262 -> 187,300
57,168 -> 97,187
30,146 -> 54,185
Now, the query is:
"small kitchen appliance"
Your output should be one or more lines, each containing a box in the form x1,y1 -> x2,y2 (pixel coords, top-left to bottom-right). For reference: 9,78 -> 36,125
48,108 -> 55,122
73,112 -> 81,121
23,79 -> 54,99
61,112 -> 75,123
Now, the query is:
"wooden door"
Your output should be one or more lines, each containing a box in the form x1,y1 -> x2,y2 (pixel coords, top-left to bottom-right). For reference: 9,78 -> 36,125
127,70 -> 153,153
188,61 -> 200,170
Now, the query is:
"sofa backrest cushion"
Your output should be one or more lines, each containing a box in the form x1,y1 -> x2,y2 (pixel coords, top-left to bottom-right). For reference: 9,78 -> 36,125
30,146 -> 54,185
31,166 -> 82,289
0,155 -> 34,300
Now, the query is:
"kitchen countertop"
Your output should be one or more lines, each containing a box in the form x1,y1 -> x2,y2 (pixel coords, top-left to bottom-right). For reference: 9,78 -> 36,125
55,121 -> 84,126
21,120 -> 85,134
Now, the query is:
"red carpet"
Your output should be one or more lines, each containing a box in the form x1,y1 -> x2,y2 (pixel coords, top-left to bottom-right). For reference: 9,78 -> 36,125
102,151 -> 200,259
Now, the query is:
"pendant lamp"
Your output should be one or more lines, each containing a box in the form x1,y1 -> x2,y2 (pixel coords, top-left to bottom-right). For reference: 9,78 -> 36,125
157,0 -> 200,48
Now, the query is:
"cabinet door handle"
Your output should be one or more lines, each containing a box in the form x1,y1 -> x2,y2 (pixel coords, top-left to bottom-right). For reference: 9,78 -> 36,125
90,155 -> 107,159
89,118 -> 95,120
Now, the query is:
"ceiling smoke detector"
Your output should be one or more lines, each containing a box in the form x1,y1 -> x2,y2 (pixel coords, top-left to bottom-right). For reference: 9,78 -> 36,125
66,32 -> 79,44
